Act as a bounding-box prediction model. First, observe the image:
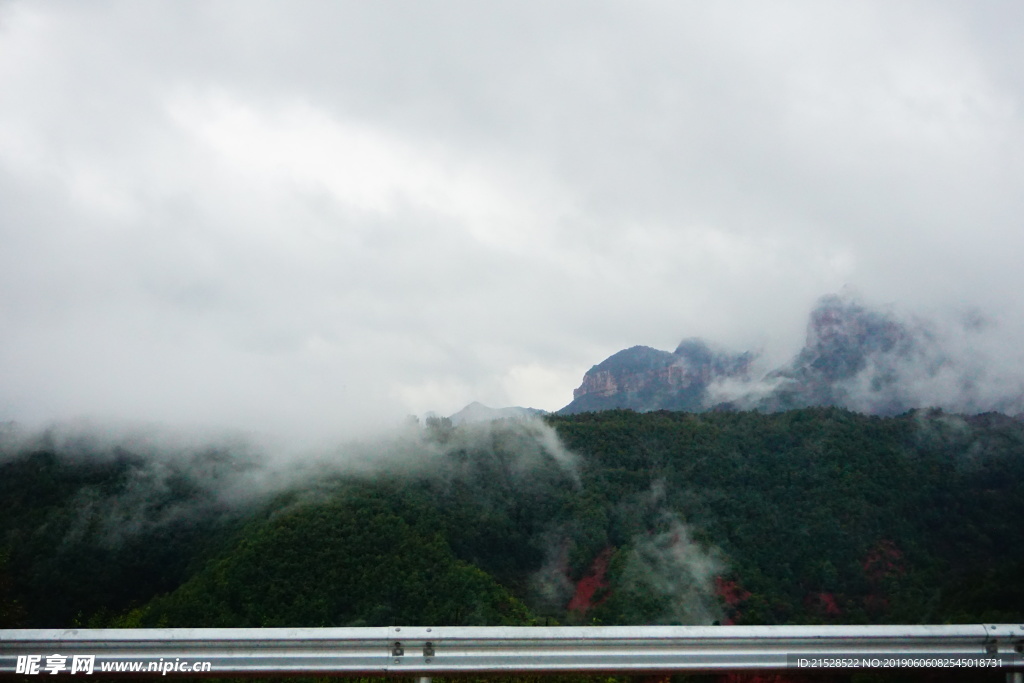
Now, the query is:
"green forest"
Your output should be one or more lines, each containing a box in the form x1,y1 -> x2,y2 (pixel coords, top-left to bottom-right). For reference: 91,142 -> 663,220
1,408 -> 1022,680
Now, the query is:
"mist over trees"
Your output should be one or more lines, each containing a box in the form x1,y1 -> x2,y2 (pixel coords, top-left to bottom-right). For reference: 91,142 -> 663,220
1,409 -> 1022,631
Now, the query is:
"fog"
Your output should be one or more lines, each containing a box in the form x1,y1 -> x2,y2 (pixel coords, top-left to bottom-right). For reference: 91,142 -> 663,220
703,294 -> 1024,416
2,412 -> 729,624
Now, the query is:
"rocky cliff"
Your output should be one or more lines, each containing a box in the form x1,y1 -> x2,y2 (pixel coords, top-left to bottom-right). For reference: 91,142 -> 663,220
560,295 -> 1024,416
560,339 -> 754,414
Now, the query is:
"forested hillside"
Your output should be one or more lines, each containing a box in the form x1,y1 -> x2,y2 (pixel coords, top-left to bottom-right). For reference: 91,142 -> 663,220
1,408 -> 1022,630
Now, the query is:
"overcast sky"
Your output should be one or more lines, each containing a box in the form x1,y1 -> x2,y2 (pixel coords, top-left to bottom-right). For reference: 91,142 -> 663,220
1,0 -> 1022,439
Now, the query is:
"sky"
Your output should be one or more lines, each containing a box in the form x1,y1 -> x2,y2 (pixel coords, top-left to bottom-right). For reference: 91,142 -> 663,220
1,0 -> 1022,440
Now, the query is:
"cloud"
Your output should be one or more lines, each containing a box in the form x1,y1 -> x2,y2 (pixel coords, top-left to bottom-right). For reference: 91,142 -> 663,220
0,411 -> 583,557
704,294 -> 1024,415
616,515 -> 725,625
2,1 -> 1023,435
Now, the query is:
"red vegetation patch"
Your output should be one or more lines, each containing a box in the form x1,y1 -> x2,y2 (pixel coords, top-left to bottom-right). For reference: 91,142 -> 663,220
567,547 -> 613,613
804,591 -> 842,616
862,539 -> 904,581
716,577 -> 752,606
715,576 -> 753,624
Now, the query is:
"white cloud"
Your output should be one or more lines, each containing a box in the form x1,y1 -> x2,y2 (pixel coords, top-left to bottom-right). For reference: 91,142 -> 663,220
1,0 -> 1023,437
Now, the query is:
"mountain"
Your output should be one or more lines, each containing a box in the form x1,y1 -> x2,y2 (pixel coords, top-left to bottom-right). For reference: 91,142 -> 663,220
559,339 -> 754,414
449,402 -> 548,425
752,295 -> 928,414
560,295 -> 1024,416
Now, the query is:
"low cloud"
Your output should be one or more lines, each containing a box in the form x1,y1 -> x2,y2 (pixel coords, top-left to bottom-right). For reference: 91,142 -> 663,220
616,514 -> 725,625
3,413 -> 584,552
706,295 -> 1024,416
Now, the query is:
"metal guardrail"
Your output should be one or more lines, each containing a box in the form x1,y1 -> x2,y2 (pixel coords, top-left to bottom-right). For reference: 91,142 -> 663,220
1,625 -> 1022,676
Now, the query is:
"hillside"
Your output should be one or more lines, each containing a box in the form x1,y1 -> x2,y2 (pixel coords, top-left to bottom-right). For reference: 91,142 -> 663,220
1,409 -> 1022,632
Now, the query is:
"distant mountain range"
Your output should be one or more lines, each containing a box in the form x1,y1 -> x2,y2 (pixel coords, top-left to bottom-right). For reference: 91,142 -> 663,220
559,294 -> 1024,417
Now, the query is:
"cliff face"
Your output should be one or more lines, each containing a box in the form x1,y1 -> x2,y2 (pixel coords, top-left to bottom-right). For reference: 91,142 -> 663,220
795,294 -> 912,381
757,295 -> 927,414
560,340 -> 754,414
559,295 -> 1024,416
571,346 -> 675,400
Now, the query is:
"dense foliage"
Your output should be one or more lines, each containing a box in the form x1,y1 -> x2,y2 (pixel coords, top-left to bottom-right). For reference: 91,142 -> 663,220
1,408 -> 1022,632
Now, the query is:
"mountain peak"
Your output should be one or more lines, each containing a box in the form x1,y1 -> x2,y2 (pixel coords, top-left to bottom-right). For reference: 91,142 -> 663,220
560,339 -> 753,415
558,294 -> 1024,417
449,402 -> 547,425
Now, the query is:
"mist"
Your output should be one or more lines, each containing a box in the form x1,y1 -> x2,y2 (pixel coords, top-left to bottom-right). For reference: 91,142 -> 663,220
615,515 -> 724,625
704,294 -> 1024,416
1,412 -> 738,626
0,414 -> 583,548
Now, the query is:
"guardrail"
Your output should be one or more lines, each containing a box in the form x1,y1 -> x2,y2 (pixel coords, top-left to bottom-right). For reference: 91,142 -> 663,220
2,625 -> 1022,677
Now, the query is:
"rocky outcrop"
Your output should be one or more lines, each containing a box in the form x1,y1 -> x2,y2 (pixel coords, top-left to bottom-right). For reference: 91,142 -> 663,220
755,295 -> 928,414
560,340 -> 754,414
559,294 -> 1024,416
